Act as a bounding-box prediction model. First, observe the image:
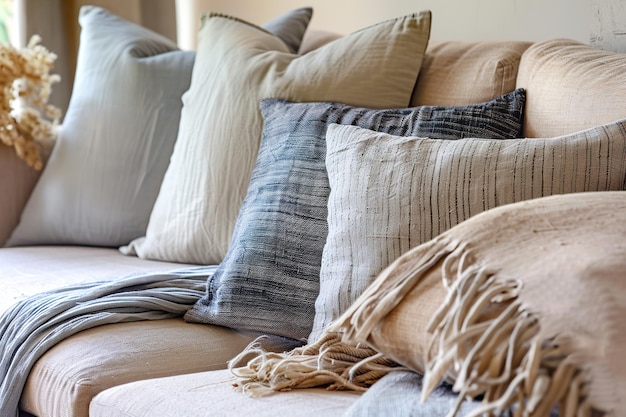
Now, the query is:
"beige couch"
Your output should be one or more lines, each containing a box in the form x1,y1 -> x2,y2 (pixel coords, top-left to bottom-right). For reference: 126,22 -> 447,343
2,22 -> 626,417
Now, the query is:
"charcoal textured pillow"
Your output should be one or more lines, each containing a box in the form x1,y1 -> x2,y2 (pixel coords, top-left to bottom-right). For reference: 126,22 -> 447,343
122,11 -> 432,265
7,6 -> 313,248
312,119 -> 626,341
183,89 -> 526,340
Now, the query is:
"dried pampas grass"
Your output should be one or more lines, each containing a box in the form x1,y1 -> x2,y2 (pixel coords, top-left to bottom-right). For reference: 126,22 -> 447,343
0,35 -> 61,170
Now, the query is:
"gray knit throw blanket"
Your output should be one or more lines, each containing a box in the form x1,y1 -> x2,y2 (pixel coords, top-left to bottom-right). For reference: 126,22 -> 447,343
0,266 -> 215,417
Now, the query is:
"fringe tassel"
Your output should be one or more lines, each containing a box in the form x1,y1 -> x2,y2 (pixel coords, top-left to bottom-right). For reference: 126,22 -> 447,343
333,239 -> 598,417
230,236 -> 602,416
228,238 -> 458,396
330,237 -> 461,344
229,332 -> 404,396
423,259 -> 593,417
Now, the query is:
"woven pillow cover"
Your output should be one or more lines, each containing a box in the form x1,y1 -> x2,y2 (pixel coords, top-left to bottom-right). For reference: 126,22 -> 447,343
184,89 -> 525,340
8,6 -> 313,248
122,11 -> 432,265
310,119 -> 626,340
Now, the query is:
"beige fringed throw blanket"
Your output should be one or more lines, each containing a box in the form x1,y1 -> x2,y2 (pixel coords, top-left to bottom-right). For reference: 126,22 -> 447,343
231,192 -> 626,417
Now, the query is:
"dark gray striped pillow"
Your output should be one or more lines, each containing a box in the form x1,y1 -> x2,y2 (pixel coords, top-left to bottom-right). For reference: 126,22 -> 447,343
184,90 -> 526,340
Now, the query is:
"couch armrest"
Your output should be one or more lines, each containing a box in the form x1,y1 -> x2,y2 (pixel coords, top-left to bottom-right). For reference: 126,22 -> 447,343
0,140 -> 54,246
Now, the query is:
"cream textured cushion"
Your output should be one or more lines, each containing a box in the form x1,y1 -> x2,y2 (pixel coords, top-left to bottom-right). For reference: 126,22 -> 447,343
311,120 -> 626,340
517,38 -> 626,137
19,319 -> 268,417
299,29 -> 342,54
412,41 -> 531,106
334,191 -> 626,417
122,11 -> 432,264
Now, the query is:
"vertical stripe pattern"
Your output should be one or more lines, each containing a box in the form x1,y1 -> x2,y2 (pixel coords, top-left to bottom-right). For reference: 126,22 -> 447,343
312,120 -> 626,340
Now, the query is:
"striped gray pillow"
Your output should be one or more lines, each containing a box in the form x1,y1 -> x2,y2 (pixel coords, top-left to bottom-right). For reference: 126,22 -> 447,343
184,91 -> 526,340
312,120 -> 626,341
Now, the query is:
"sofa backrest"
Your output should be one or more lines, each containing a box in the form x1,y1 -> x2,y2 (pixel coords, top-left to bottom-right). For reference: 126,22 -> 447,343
516,39 -> 626,138
302,32 -> 532,116
299,29 -> 342,54
0,140 -> 54,246
411,41 -> 532,107
304,31 -> 626,140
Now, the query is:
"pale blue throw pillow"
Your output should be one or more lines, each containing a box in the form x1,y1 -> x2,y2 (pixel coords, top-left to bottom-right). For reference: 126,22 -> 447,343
8,6 -> 313,248
184,90 -> 526,340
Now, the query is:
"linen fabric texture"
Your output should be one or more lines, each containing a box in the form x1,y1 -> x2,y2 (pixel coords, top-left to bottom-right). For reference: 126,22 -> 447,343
7,6 -> 313,248
89,369 -> 361,417
516,38 -> 626,138
20,319 -> 258,417
311,119 -> 626,341
0,246 -> 195,314
1,269 -> 208,417
184,90 -> 526,341
411,41 -> 531,107
122,11 -> 433,265
332,191 -> 626,416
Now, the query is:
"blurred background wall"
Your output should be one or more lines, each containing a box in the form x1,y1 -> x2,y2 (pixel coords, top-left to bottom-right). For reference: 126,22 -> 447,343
12,0 -> 626,116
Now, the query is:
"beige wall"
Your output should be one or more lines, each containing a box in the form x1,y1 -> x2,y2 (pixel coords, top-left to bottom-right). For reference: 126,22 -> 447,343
68,0 -> 177,58
177,0 -> 591,49
17,0 -> 177,114
20,0 -> 623,115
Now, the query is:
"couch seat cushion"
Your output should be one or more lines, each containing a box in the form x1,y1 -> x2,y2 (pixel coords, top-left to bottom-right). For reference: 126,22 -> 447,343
19,319 -> 269,417
90,368 -> 361,417
0,246 -> 194,314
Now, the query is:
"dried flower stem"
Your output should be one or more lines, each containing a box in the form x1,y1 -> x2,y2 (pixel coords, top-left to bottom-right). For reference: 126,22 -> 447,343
0,35 -> 61,170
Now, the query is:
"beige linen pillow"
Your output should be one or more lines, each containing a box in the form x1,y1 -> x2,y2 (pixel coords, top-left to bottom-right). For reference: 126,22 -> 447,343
309,119 -> 626,341
122,11 -> 432,264
517,39 -> 626,137
332,191 -> 626,417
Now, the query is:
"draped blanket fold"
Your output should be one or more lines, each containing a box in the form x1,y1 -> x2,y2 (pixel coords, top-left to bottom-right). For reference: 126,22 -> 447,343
0,266 -> 215,417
